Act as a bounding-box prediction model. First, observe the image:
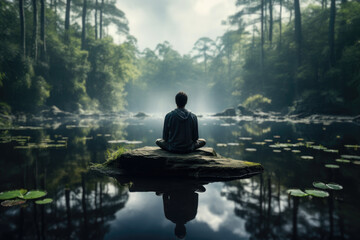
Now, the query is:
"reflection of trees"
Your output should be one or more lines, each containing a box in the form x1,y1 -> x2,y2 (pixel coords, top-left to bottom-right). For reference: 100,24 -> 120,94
223,168 -> 349,240
0,120 -> 129,239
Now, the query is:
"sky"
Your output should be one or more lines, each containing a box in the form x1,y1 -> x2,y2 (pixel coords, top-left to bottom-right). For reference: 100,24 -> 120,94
115,0 -> 237,55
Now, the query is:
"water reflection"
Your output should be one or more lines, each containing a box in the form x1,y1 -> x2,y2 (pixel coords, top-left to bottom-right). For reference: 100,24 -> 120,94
1,116 -> 360,239
114,176 -> 211,239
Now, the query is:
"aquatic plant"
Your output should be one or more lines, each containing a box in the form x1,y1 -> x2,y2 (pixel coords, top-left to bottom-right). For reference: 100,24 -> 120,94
0,189 -> 52,207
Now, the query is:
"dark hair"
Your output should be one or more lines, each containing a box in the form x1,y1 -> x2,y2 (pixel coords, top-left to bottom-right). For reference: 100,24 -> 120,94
175,92 -> 188,108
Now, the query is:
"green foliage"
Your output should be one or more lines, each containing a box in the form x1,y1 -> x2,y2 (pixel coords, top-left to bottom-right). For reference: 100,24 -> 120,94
243,94 -> 271,111
106,146 -> 128,161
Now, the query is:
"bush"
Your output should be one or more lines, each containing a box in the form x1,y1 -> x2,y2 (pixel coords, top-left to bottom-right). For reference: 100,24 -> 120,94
243,94 -> 272,111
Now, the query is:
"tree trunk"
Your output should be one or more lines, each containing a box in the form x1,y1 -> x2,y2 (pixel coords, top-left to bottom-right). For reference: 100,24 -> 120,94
100,0 -> 104,39
329,0 -> 336,67
81,0 -> 87,50
260,0 -> 265,90
95,0 -> 98,40
279,0 -> 282,48
65,0 -> 71,31
19,0 -> 26,56
294,0 -> 302,66
40,0 -> 46,60
269,0 -> 273,44
32,0 -> 38,60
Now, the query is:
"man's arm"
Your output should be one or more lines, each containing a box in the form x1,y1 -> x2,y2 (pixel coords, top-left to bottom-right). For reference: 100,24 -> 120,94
192,114 -> 199,141
163,114 -> 169,141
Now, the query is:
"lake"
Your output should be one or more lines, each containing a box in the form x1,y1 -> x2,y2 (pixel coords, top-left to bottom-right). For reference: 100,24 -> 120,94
1,115 -> 360,239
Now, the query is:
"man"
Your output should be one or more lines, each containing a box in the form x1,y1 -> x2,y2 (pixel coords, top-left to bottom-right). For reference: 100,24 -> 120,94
156,92 -> 206,153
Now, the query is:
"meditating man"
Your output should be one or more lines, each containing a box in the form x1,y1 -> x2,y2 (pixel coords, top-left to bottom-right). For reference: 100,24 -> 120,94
156,92 -> 206,153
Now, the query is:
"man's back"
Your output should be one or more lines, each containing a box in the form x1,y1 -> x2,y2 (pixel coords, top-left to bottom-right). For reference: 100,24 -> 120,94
163,108 -> 198,153
156,91 -> 206,153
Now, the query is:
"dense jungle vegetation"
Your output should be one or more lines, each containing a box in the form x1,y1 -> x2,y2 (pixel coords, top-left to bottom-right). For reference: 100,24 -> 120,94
0,0 -> 360,116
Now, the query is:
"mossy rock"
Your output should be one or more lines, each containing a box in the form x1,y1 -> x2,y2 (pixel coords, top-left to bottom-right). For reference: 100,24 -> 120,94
91,146 -> 264,181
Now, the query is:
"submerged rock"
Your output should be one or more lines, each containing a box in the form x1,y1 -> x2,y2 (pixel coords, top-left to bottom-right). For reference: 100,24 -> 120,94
213,108 -> 236,117
92,146 -> 263,180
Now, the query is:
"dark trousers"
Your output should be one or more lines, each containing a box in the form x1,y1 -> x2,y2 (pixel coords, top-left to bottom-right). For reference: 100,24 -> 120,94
156,139 -> 206,153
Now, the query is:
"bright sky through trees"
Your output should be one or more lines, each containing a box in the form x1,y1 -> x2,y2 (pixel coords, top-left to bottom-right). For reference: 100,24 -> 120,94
117,0 -> 236,55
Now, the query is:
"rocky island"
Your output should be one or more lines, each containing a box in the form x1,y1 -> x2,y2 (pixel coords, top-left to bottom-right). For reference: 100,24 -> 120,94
92,146 -> 264,181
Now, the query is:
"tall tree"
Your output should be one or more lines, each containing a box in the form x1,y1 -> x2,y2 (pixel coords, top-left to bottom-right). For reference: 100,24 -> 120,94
269,0 -> 273,44
40,0 -> 46,59
95,0 -> 98,40
329,0 -> 336,67
100,0 -> 103,39
261,0 -> 264,73
65,0 -> 71,31
32,0 -> 38,60
294,0 -> 302,65
98,0 -> 129,39
81,0 -> 87,50
192,37 -> 216,73
279,0 -> 283,48
19,0 -> 26,56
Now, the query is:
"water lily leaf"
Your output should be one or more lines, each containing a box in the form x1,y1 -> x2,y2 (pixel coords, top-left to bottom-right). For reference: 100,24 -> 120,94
1,199 -> 26,207
335,159 -> 350,163
21,190 -> 47,200
340,155 -> 360,160
325,164 -> 340,169
245,148 -> 257,152
287,189 -> 308,197
0,189 -> 27,200
313,181 -> 328,189
292,150 -> 301,153
305,189 -> 329,198
301,156 -> 314,160
35,198 -> 53,204
273,149 -> 281,153
326,183 -> 343,190
323,149 -> 339,153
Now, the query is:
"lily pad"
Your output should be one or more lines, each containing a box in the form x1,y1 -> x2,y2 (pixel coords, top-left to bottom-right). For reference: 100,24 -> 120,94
301,156 -> 314,160
21,190 -> 47,200
305,189 -> 329,198
287,189 -> 308,197
335,159 -> 350,163
273,149 -> 282,153
1,199 -> 26,207
323,149 -> 339,153
0,189 -> 27,200
326,183 -> 343,190
35,198 -> 53,204
325,164 -> 340,169
313,181 -> 328,189
245,148 -> 257,152
292,150 -> 301,153
340,155 -> 360,160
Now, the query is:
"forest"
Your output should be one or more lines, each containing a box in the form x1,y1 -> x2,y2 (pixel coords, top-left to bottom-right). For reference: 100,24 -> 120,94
1,0 -> 360,118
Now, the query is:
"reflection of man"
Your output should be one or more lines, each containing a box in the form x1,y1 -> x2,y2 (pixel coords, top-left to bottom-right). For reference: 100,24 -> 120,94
156,92 -> 206,153
163,190 -> 199,239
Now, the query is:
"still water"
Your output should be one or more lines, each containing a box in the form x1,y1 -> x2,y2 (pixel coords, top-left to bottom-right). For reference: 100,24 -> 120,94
0,115 -> 360,239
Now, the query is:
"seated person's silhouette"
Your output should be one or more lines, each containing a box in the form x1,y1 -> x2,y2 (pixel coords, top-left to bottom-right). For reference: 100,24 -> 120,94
156,92 -> 206,153
162,188 -> 199,239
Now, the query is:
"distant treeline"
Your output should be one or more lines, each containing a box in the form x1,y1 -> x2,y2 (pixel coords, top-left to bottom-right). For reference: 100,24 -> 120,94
1,0 -> 360,115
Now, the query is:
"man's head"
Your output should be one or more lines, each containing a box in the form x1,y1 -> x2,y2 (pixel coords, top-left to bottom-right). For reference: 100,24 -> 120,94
175,92 -> 188,108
